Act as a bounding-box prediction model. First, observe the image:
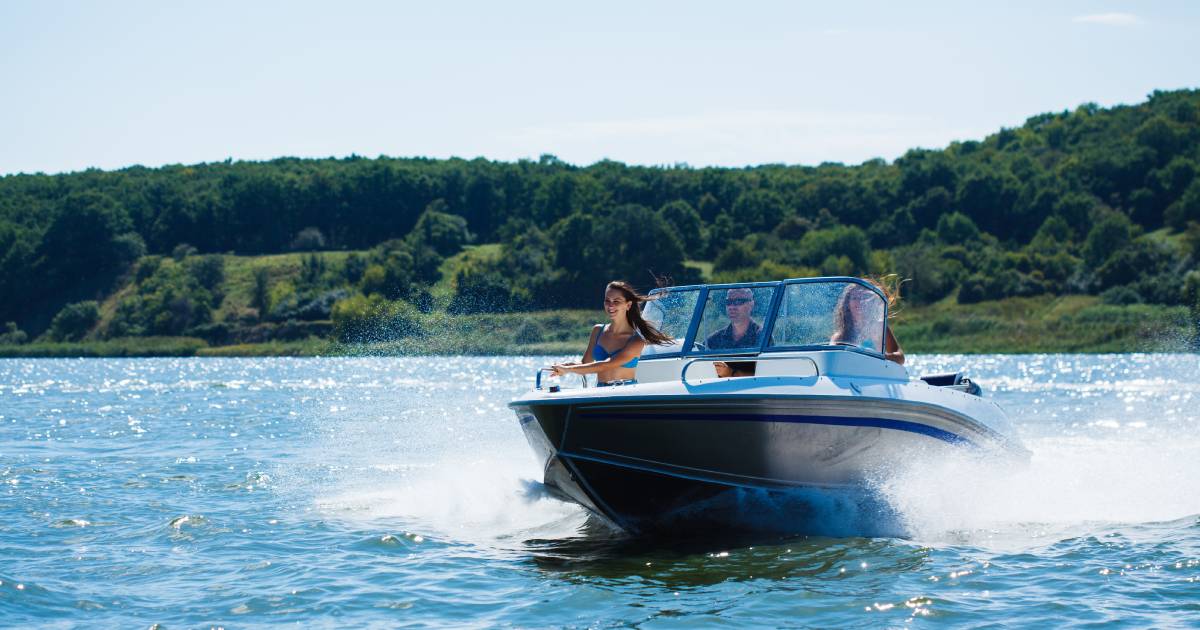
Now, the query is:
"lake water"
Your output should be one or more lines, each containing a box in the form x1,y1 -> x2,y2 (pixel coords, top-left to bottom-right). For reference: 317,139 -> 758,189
2,354 -> 1199,627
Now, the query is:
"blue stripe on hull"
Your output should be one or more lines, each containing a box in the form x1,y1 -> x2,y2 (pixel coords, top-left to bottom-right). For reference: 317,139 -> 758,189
579,411 -> 974,446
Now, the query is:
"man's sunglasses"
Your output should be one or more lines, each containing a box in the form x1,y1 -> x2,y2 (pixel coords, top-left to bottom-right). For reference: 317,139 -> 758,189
725,298 -> 752,306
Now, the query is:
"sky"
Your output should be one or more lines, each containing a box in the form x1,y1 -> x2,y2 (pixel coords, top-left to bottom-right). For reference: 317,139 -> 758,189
1,0 -> 1198,175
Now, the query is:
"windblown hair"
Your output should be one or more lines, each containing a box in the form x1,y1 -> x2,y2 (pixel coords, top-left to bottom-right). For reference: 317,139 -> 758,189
831,275 -> 903,344
606,281 -> 673,345
865,273 -> 903,318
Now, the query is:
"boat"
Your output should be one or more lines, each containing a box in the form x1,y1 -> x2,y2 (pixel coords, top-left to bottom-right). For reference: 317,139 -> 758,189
509,277 -> 1029,535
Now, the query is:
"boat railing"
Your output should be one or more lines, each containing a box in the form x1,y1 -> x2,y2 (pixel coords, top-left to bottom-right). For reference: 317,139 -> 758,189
680,355 -> 821,385
535,367 -> 590,391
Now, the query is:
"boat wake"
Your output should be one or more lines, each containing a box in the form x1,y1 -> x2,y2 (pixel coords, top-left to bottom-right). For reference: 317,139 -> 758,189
875,432 -> 1200,547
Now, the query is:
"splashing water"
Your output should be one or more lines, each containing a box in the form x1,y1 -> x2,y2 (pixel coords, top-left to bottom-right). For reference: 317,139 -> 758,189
1,354 -> 1198,626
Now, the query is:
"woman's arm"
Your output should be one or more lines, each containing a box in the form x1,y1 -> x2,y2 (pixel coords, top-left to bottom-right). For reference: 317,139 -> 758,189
581,324 -> 602,364
552,338 -> 646,376
885,327 -> 905,365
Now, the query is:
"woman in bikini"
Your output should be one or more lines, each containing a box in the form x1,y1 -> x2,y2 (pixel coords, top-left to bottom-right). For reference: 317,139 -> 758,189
550,280 -> 672,385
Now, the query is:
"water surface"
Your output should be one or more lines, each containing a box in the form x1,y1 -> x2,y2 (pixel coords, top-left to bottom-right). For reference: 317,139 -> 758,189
1,355 -> 1198,627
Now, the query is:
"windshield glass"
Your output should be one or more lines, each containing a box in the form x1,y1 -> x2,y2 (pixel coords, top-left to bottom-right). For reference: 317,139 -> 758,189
641,288 -> 700,355
768,280 -> 886,352
691,286 -> 777,353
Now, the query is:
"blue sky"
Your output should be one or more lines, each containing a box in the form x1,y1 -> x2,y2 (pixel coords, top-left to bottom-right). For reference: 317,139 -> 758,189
2,1 -> 1197,175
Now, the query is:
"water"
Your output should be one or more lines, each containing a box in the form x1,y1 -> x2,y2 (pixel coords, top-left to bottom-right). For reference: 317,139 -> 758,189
1,354 -> 1199,627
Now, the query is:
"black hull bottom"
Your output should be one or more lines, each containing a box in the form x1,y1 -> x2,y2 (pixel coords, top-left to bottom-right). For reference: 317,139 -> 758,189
553,454 -> 903,538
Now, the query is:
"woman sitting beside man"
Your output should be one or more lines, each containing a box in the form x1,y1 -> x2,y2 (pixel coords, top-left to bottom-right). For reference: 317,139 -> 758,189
550,281 -> 671,386
551,276 -> 906,387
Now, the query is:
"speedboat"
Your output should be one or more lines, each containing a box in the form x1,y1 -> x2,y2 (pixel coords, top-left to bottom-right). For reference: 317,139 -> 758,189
509,277 -> 1028,535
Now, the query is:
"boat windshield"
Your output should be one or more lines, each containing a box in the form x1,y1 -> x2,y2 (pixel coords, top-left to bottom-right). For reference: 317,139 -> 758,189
768,280 -> 886,353
641,288 -> 701,355
691,286 -> 777,353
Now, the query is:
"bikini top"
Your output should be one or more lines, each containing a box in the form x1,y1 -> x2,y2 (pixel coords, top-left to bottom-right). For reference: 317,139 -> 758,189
592,327 -> 641,368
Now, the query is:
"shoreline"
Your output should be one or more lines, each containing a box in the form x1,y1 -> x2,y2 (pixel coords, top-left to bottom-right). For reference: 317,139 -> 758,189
3,294 -> 1195,358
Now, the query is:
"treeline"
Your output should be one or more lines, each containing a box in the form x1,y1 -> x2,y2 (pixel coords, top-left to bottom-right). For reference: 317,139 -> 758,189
2,89 -> 1200,343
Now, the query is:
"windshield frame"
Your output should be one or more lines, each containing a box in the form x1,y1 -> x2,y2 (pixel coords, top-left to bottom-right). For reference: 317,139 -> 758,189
646,276 -> 888,360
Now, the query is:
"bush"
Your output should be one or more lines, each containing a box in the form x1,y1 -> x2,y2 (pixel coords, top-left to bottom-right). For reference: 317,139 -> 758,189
296,289 -> 350,320
958,276 -> 987,304
1101,285 -> 1143,305
0,321 -> 28,345
105,259 -> 214,336
185,255 -> 225,293
172,243 -> 198,261
331,294 -> 422,342
713,239 -> 764,272
49,301 -> 100,341
793,226 -> 870,273
136,256 -> 162,282
113,232 -> 147,263
343,253 -> 367,284
513,321 -> 545,345
410,202 -> 472,257
448,268 -> 512,314
290,227 -> 326,251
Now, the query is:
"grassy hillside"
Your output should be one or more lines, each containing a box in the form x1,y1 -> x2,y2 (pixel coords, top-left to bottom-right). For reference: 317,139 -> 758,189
0,246 -> 1194,357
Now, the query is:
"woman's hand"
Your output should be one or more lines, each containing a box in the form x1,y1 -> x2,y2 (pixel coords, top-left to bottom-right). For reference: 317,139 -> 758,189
550,363 -> 575,377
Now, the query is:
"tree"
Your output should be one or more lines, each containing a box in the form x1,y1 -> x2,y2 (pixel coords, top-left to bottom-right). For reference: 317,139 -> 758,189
1082,212 -> 1134,267
410,200 -> 472,257
936,212 -> 982,244
658,200 -> 705,254
290,226 -> 327,251
37,191 -> 135,283
48,301 -> 99,341
730,190 -> 788,234
792,226 -> 871,273
251,267 -> 271,320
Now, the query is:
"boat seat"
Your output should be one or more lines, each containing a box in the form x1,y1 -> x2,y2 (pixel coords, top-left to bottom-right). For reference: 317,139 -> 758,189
919,372 -> 982,396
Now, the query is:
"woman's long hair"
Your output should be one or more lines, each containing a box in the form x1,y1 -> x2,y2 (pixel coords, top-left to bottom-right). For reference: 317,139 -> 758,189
606,281 -> 673,345
832,275 -> 902,343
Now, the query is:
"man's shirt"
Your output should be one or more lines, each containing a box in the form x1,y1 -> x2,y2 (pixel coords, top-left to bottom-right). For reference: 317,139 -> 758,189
705,319 -> 763,350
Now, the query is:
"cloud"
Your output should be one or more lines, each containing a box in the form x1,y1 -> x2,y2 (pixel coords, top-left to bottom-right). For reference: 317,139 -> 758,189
1072,12 -> 1142,26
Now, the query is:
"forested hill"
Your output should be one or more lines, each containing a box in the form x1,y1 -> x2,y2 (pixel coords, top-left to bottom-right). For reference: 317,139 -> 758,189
1,89 -> 1198,346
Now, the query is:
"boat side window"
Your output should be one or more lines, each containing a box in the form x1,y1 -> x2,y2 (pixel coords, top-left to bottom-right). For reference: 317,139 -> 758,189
691,286 -> 776,352
769,281 -> 886,352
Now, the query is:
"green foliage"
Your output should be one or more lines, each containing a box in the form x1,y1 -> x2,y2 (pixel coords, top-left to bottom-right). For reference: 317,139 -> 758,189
793,226 -> 870,273
1166,179 -> 1200,230
730,190 -> 788,234
342,253 -> 366,284
172,243 -> 198,260
410,201 -> 473,257
290,226 -> 326,251
331,294 -> 422,342
0,321 -> 28,345
659,200 -> 705,252
713,238 -> 765,272
1083,212 -> 1134,267
186,255 -> 226,293
710,261 -> 818,284
49,301 -> 99,341
300,253 -> 326,285
1101,285 -> 1143,305
448,265 -> 512,314
106,259 -> 216,336
2,89 -> 1200,345
1094,236 -> 1178,294
251,266 -> 270,319
936,212 -> 981,244
513,320 -> 545,345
